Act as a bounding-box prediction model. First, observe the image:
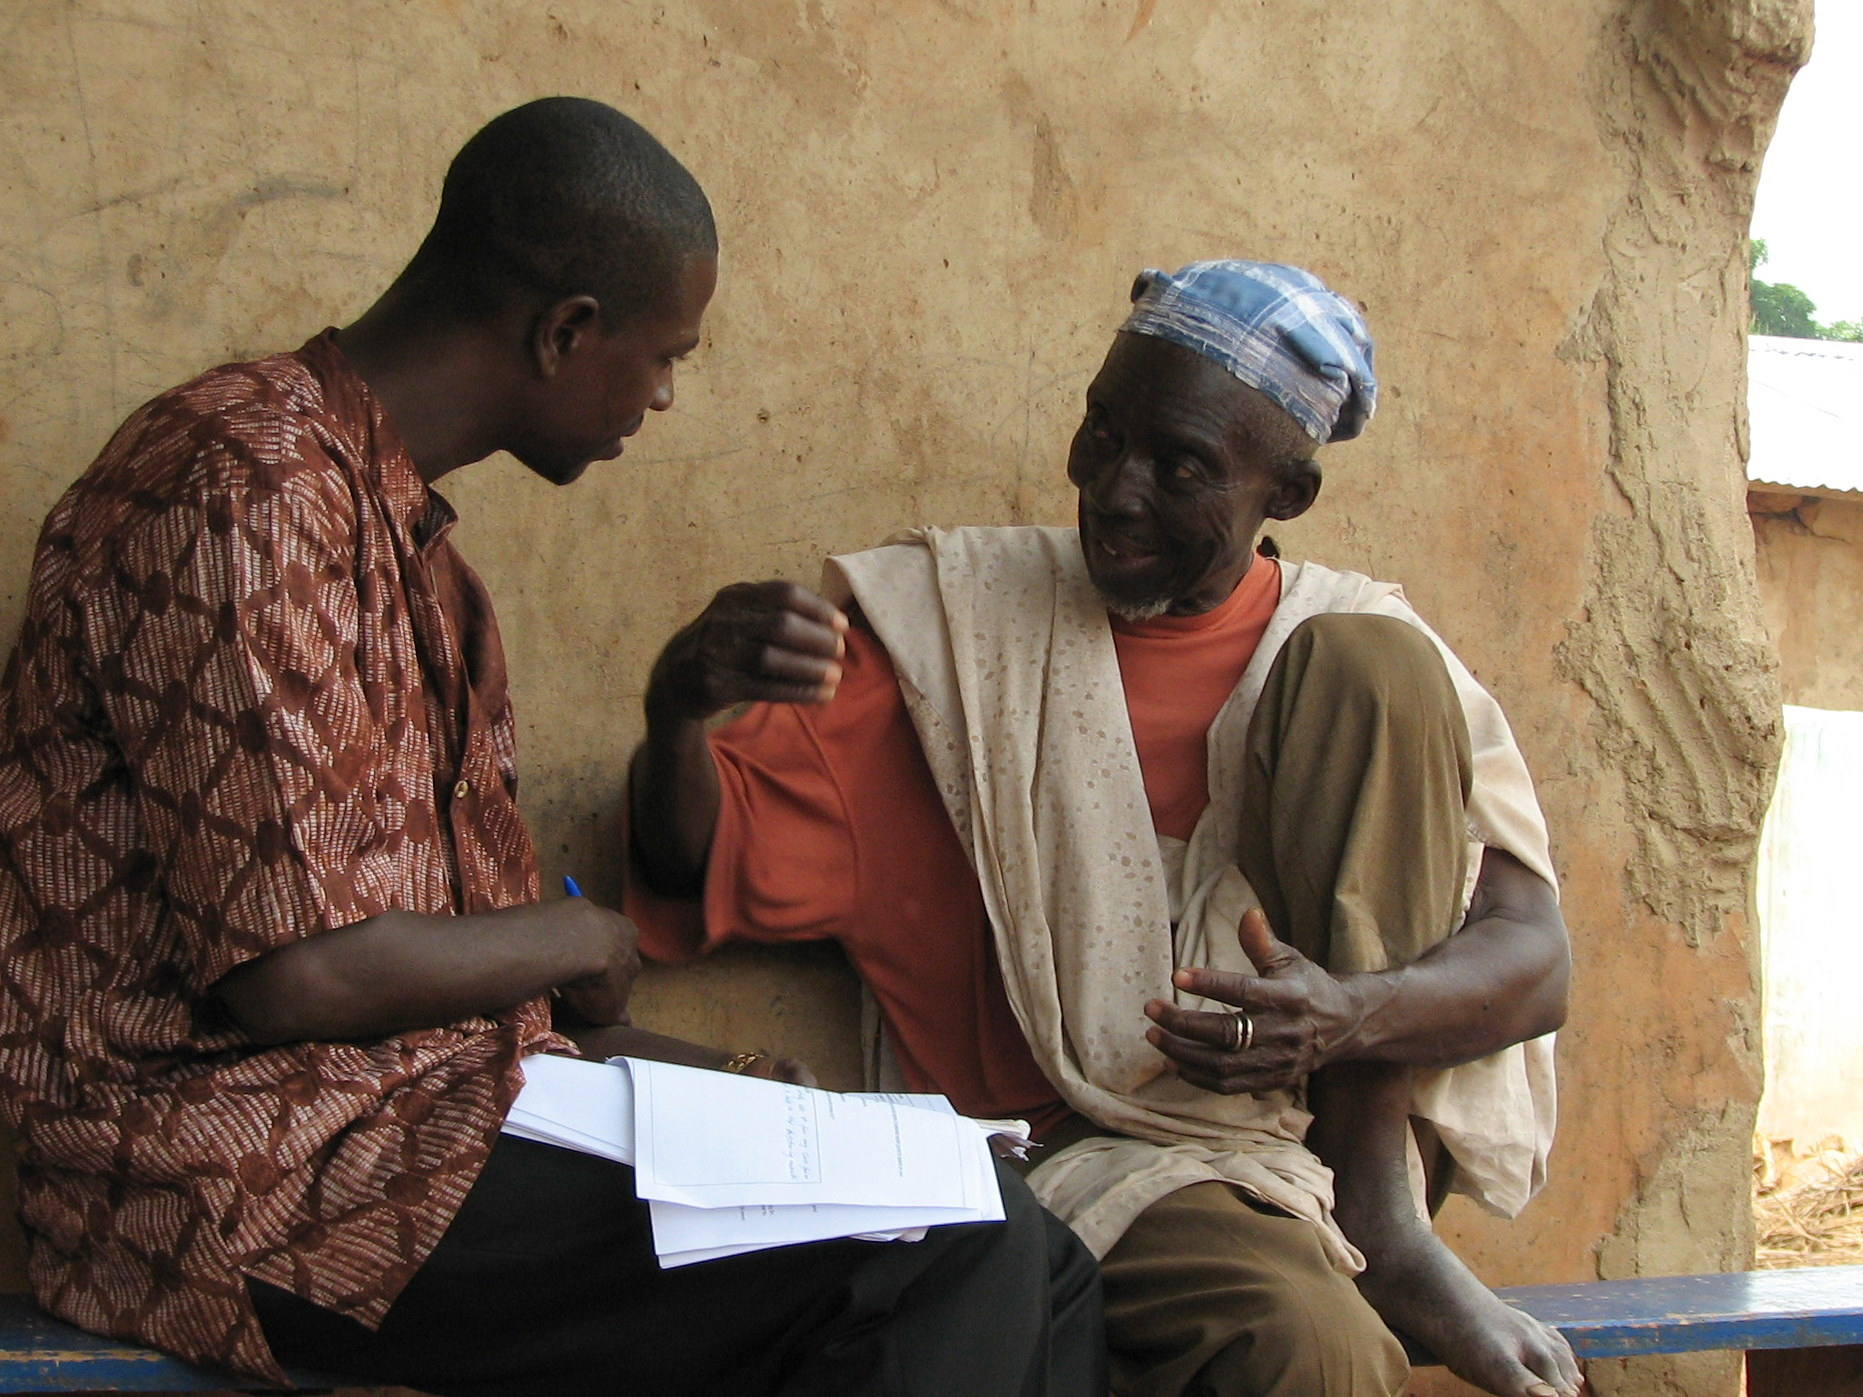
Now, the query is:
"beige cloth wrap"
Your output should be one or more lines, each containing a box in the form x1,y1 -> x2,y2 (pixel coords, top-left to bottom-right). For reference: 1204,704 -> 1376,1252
826,525 -> 1557,1270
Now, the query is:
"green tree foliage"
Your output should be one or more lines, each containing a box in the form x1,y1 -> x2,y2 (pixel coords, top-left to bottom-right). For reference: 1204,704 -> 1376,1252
1752,278 -> 1822,336
1748,240 -> 1862,341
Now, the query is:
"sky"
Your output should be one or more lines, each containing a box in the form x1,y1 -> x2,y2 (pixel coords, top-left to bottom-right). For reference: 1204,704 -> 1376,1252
1749,0 -> 1863,327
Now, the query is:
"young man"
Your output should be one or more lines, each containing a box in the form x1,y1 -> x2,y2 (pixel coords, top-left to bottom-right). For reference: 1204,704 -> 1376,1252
629,261 -> 1582,1397
0,97 -> 1102,1397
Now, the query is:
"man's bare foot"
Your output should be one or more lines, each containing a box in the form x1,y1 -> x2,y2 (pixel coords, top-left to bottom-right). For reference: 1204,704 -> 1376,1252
1307,1060 -> 1581,1396
1365,1258 -> 1582,1397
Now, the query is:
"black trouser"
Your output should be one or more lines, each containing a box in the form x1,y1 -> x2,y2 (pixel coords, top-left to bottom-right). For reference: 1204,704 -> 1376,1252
253,1135 -> 1105,1397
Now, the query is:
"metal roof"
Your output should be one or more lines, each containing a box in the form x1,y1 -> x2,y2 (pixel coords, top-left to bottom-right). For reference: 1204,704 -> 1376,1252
1747,334 -> 1863,495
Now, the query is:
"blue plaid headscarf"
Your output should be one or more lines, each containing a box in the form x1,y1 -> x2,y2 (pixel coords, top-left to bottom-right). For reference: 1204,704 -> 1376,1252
1119,260 -> 1377,444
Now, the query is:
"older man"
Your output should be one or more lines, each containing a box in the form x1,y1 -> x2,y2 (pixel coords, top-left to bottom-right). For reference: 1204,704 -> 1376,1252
629,261 -> 1582,1397
0,98 -> 1102,1397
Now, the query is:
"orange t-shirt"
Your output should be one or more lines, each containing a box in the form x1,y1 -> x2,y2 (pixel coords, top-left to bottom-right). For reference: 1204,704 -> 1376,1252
1112,556 -> 1282,841
628,558 -> 1283,1136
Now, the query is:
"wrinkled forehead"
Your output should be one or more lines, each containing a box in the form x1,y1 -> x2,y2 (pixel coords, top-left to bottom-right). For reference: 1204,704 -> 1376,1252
1088,333 -> 1264,432
1086,332 -> 1321,470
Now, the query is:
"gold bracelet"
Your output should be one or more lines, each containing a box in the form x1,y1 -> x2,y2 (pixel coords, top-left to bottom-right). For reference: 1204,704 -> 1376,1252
723,1051 -> 770,1074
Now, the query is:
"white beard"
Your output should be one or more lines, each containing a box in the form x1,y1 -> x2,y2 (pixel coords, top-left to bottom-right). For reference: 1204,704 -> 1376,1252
1098,591 -> 1174,623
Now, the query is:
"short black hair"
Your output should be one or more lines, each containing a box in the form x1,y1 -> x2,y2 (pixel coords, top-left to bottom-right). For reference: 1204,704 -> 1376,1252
400,97 -> 716,325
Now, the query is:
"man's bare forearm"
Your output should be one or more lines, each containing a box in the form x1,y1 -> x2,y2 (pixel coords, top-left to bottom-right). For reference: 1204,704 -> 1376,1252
213,899 -> 635,1045
1338,849 -> 1569,1067
629,713 -> 720,897
1151,848 -> 1568,1092
629,580 -> 846,898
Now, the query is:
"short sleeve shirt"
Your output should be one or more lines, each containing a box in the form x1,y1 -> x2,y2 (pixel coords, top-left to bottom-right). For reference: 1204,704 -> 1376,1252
626,559 -> 1283,1139
0,333 -> 563,1380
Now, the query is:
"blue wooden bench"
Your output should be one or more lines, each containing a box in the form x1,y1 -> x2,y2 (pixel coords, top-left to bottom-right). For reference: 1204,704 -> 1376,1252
0,1268 -> 1857,1392
1420,1266 -> 1863,1395
1495,1265 -> 1863,1358
0,1294 -> 345,1393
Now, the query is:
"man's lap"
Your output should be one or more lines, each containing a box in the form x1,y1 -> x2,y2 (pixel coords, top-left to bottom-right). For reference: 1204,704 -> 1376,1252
254,1135 -> 1100,1397
253,1136 -> 823,1394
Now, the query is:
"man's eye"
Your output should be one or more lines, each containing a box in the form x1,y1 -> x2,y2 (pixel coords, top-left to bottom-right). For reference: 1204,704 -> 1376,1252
1168,458 -> 1200,481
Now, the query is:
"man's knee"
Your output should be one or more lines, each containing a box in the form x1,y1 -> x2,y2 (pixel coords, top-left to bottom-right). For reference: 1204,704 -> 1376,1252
856,1165 -> 1103,1397
1042,1198 -> 1104,1309
1189,1282 -> 1407,1397
997,1159 -> 1103,1321
1279,613 -> 1453,709
1040,1203 -> 1109,1396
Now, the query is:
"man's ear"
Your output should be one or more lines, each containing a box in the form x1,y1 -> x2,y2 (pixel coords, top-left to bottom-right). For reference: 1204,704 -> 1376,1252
530,295 -> 603,378
1265,458 -> 1321,521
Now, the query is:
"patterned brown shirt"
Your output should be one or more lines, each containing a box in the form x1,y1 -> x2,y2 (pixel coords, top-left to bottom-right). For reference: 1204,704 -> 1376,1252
0,332 -> 565,1380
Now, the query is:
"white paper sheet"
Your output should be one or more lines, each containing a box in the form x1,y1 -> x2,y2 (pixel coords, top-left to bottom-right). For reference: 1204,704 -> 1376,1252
503,1052 -> 636,1164
646,1114 -> 1007,1264
628,1060 -> 982,1211
499,1053 -> 1021,1265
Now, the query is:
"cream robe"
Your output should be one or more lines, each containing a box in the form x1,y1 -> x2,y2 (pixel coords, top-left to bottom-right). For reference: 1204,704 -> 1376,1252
827,525 -> 1557,1268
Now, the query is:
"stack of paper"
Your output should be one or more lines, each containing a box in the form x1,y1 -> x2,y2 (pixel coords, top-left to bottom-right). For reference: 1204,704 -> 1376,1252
503,1054 -> 1027,1267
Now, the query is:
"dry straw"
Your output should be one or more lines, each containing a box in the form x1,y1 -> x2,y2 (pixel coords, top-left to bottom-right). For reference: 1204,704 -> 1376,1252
1756,1147 -> 1863,1269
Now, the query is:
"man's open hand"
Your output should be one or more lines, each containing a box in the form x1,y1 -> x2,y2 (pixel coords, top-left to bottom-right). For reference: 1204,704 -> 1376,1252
1144,908 -> 1365,1094
645,580 -> 847,724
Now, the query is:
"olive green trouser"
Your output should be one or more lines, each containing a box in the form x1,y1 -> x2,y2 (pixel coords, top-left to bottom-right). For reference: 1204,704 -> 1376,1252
1102,612 -> 1474,1397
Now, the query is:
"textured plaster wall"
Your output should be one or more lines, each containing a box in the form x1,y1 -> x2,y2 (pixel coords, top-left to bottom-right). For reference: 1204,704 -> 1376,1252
1750,492 -> 1863,710
0,3 -> 1804,1393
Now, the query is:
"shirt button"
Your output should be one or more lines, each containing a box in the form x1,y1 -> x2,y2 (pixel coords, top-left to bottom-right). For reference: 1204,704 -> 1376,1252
453,779 -> 470,800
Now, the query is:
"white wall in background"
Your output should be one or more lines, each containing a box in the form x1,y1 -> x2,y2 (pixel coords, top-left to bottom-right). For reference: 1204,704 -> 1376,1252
1757,704 -> 1863,1151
